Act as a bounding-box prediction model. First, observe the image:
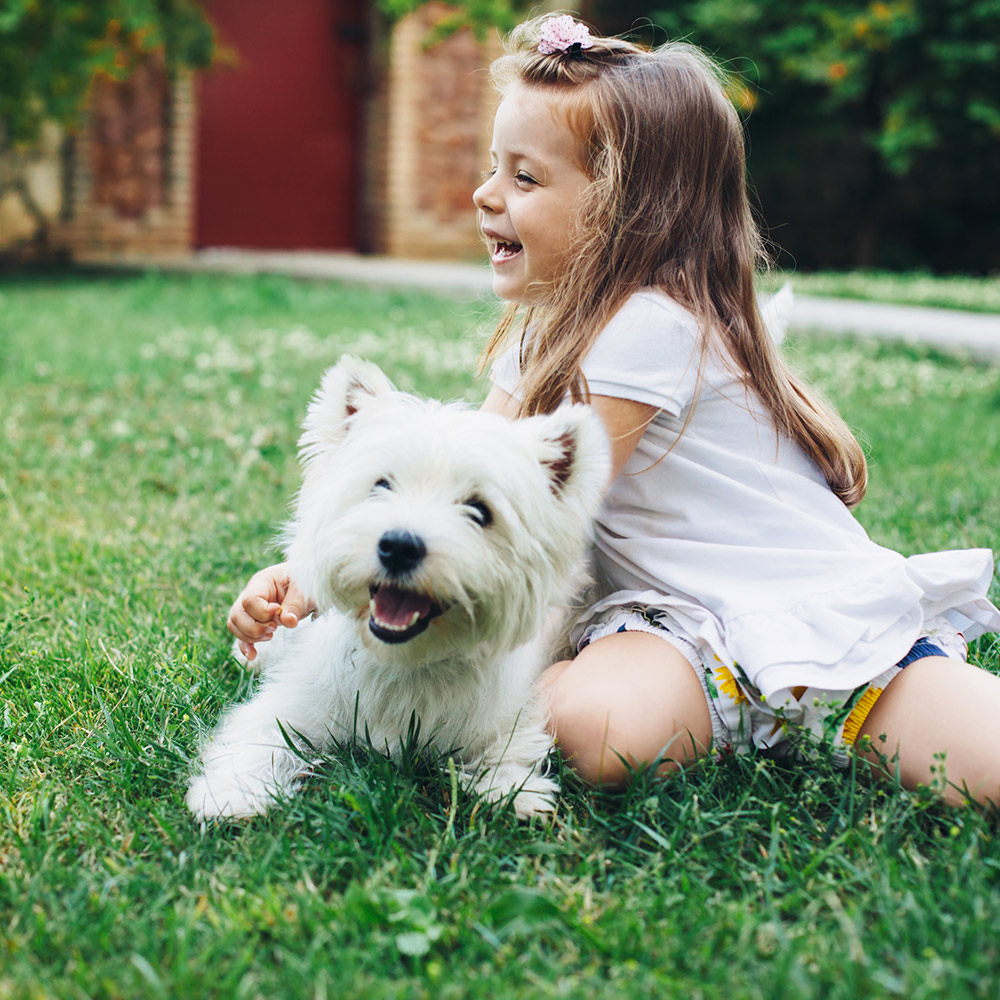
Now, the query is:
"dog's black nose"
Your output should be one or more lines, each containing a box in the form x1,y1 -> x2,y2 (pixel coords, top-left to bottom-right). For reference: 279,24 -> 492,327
377,530 -> 426,575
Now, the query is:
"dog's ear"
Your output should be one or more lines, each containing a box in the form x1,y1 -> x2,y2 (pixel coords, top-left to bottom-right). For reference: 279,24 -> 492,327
298,356 -> 395,462
527,405 -> 609,511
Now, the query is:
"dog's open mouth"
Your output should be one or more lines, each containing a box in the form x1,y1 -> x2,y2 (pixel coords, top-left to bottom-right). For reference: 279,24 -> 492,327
368,584 -> 444,644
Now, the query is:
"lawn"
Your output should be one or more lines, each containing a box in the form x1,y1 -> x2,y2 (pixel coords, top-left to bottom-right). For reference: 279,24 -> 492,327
769,270 -> 1000,314
2,270 -> 1000,999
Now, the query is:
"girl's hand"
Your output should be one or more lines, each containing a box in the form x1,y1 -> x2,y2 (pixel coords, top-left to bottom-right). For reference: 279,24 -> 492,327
227,563 -> 316,662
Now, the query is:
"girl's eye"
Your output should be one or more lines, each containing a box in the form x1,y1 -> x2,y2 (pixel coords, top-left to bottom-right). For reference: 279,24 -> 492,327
373,478 -> 391,492
515,173 -> 538,186
464,498 -> 493,527
481,167 -> 497,180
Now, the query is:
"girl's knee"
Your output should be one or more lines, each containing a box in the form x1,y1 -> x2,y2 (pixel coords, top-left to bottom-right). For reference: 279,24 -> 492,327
547,683 -> 632,785
550,687 -> 699,786
857,656 -> 1000,806
543,640 -> 712,787
537,658 -> 573,699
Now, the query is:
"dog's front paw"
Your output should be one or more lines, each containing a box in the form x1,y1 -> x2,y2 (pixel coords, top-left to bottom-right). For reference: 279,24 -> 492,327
512,774 -> 559,820
186,746 -> 310,820
185,771 -> 283,820
472,763 -> 559,820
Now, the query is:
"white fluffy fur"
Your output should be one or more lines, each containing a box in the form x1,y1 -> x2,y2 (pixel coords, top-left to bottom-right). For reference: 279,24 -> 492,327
187,357 -> 608,821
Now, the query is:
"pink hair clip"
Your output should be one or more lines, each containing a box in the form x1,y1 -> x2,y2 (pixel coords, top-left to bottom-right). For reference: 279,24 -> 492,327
537,15 -> 593,56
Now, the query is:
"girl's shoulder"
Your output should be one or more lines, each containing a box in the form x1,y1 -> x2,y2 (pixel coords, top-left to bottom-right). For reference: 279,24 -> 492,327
582,288 -> 705,416
604,287 -> 700,337
488,288 -> 705,412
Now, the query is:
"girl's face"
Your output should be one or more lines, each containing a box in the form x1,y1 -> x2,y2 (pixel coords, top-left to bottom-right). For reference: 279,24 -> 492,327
473,84 -> 590,304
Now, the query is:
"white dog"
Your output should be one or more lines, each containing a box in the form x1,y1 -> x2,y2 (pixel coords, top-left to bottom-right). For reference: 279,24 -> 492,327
186,357 -> 608,821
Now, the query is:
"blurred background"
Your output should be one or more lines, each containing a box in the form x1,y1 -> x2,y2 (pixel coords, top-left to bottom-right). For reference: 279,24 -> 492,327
1,0 -> 998,274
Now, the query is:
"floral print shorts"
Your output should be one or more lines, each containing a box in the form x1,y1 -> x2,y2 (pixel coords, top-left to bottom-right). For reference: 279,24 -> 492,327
577,607 -> 968,764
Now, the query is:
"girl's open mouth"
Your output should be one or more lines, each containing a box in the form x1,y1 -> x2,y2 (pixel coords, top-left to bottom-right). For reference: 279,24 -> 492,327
491,240 -> 523,265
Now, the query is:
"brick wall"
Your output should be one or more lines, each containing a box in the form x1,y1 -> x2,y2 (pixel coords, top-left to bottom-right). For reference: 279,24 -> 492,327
47,6 -> 498,263
55,52 -> 196,262
378,3 -> 500,260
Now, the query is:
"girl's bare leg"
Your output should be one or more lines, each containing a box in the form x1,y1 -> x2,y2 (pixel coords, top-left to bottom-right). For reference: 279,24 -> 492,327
858,655 -> 1000,805
538,630 -> 712,786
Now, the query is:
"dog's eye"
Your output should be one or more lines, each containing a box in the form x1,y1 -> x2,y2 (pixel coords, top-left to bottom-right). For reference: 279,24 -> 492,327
373,478 -> 392,492
464,498 -> 492,527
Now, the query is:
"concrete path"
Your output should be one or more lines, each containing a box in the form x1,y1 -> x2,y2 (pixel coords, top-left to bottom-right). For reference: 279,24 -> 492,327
147,248 -> 1000,361
180,248 -> 498,296
790,295 -> 1000,362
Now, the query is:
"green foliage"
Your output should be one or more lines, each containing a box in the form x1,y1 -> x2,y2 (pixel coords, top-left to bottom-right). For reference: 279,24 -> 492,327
375,0 -> 522,40
0,0 -> 215,144
646,0 -> 1000,176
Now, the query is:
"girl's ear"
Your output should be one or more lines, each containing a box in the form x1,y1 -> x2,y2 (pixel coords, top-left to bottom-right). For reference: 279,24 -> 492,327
525,405 -> 609,512
298,356 -> 395,463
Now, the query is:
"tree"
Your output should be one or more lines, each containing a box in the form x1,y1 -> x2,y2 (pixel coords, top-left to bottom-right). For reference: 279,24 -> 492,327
646,1 -> 999,169
627,0 -> 1000,269
0,0 -> 214,143
0,0 -> 215,255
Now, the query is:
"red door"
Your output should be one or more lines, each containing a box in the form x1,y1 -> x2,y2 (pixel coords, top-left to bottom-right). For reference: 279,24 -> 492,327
195,0 -> 366,250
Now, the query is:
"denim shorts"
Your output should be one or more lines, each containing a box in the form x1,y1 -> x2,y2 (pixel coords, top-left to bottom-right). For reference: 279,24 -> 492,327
577,609 -> 967,763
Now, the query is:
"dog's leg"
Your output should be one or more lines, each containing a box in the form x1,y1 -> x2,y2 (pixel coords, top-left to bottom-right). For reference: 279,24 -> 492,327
470,760 -> 560,820
466,714 -> 560,820
186,679 -> 339,820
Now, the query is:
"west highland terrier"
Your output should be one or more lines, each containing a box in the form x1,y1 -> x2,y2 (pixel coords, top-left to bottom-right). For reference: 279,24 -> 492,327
186,357 -> 608,820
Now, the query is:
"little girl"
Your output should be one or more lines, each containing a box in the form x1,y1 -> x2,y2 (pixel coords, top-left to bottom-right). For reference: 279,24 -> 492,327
228,15 -> 1000,804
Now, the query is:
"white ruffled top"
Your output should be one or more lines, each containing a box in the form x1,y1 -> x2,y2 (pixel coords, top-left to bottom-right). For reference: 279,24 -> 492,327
491,289 -> 1000,697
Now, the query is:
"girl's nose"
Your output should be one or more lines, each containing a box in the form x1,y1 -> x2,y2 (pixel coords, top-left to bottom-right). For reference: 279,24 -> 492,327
473,174 -> 500,214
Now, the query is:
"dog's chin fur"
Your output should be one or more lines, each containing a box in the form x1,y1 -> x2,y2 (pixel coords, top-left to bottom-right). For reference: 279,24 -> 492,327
187,356 -> 609,822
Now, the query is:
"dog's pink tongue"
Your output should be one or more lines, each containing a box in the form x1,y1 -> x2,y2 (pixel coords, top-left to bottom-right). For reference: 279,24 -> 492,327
371,585 -> 432,627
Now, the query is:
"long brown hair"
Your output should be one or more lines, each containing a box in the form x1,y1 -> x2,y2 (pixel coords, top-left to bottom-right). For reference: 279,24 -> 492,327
479,16 -> 867,507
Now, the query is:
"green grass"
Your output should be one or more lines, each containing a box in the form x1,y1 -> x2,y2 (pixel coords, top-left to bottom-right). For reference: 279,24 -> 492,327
770,269 -> 1000,314
2,270 -> 1000,999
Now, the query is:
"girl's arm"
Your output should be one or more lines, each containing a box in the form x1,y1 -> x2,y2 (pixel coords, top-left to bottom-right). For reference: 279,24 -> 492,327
480,384 -> 521,418
588,395 -> 659,483
482,385 -> 657,484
